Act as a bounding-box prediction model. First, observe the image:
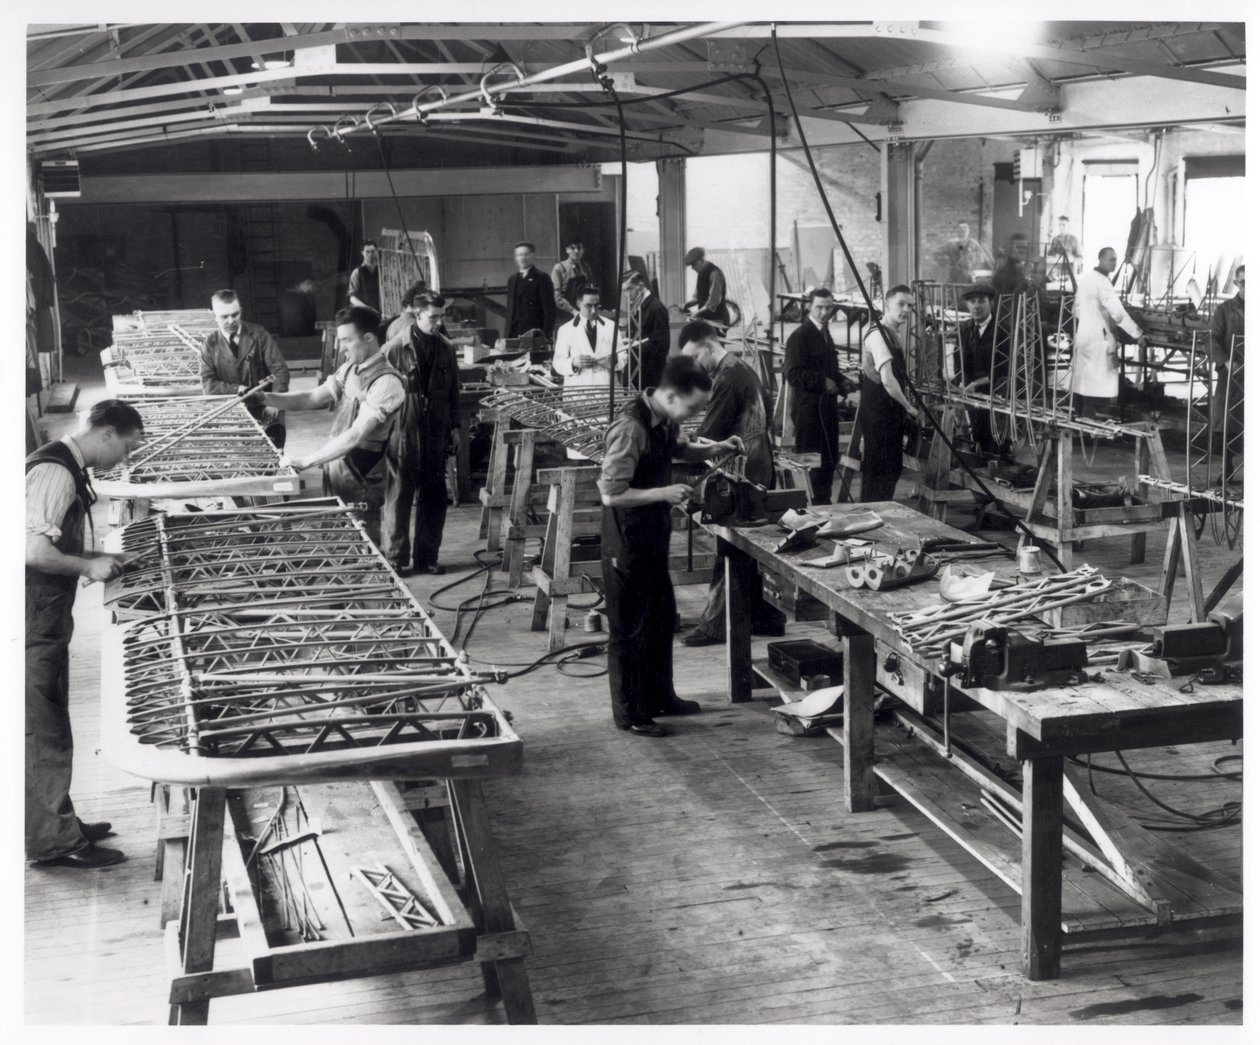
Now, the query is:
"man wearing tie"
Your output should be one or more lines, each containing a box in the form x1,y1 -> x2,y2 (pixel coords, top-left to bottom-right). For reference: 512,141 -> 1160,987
784,287 -> 847,504
551,285 -> 624,392
199,289 -> 290,447
504,241 -> 557,340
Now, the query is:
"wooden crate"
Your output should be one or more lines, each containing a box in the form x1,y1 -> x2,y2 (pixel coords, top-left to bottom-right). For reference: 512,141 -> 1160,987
1039,576 -> 1168,629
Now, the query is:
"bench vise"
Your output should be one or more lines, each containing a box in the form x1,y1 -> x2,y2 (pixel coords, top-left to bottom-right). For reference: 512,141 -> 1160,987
699,473 -> 807,527
1149,598 -> 1243,676
948,623 -> 1089,692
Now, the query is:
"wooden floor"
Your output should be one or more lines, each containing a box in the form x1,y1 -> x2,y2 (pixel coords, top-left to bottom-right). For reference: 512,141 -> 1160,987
24,362 -> 1243,1025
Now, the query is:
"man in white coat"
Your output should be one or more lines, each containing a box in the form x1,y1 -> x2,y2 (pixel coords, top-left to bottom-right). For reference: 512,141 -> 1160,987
1071,247 -> 1146,415
552,285 -> 625,394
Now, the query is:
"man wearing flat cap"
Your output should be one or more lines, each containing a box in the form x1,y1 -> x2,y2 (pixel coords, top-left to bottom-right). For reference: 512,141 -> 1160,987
954,283 -> 1011,459
682,247 -> 732,328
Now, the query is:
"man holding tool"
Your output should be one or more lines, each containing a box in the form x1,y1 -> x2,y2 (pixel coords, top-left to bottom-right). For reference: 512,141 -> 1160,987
599,356 -> 742,737
26,399 -> 145,869
200,288 -> 290,447
678,319 -> 786,647
265,306 -> 405,546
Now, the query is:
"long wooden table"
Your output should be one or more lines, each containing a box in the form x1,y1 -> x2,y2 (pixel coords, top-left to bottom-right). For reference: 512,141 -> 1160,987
705,501 -> 1243,980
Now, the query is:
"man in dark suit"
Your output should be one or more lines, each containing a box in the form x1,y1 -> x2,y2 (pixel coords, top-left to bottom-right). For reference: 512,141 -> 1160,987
623,271 -> 671,388
784,286 -> 846,504
381,291 -> 461,576
504,241 -> 556,339
200,288 -> 291,447
954,282 -> 1011,459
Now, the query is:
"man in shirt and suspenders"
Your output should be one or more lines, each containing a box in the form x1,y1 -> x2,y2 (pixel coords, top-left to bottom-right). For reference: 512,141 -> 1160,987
598,356 -> 743,737
26,400 -> 145,868
263,306 -> 406,545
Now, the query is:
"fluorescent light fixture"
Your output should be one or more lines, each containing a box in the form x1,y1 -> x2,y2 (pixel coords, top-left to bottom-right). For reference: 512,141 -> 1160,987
251,58 -> 291,70
223,85 -> 244,95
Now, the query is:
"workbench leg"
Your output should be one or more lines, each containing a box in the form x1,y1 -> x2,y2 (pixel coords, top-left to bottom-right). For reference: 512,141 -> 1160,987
1159,507 -> 1205,620
448,780 -> 537,1025
725,544 -> 754,703
1130,434 -> 1151,564
170,786 -> 227,1025
1021,756 -> 1063,981
1054,430 -> 1074,570
157,785 -> 191,928
840,620 -> 877,813
480,420 -> 509,545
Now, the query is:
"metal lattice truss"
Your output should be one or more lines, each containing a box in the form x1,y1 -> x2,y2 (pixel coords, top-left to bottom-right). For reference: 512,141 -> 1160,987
102,310 -> 214,393
1184,331 -> 1244,548
378,228 -> 440,317
481,387 -> 636,463
888,566 -> 1113,661
100,499 -> 521,788
913,283 -> 1076,448
481,386 -> 707,463
91,395 -> 300,500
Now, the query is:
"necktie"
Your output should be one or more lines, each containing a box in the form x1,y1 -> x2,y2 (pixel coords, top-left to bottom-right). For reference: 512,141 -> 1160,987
586,321 -> 598,350
229,335 -> 240,359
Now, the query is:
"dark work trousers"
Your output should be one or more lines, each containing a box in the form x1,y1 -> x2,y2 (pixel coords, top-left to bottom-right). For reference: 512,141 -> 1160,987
793,396 -> 839,505
859,408 -> 907,503
381,449 -> 449,569
692,549 -> 786,640
26,583 -> 87,860
324,452 -> 387,548
603,554 -> 677,726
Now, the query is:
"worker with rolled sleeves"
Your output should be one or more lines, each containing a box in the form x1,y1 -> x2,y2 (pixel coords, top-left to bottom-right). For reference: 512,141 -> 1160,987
598,356 -> 743,737
785,286 -> 849,504
26,399 -> 146,869
200,288 -> 290,447
381,291 -> 461,577
1071,246 -> 1147,418
264,306 -> 405,546
682,247 -> 732,328
857,284 -> 922,502
678,319 -> 787,648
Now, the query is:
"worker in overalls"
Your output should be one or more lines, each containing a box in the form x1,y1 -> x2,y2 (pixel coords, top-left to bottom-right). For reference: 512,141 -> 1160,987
598,356 -> 742,737
857,284 -> 922,502
265,306 -> 405,545
26,399 -> 145,869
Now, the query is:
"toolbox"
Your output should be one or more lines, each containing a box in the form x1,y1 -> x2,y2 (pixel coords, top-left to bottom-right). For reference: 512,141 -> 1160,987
766,639 -> 845,688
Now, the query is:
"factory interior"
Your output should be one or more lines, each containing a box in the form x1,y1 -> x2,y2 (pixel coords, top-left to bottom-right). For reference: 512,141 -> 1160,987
21,16 -> 1247,1030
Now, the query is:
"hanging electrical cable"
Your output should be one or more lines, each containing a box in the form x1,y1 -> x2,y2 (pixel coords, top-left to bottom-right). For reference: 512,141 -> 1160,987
768,25 -> 1067,572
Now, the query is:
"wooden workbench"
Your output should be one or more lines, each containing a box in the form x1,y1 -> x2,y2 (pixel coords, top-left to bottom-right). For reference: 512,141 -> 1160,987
704,501 -> 1242,981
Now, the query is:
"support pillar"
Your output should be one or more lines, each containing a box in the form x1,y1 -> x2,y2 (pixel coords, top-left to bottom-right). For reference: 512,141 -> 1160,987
656,157 -> 687,306
884,142 -> 916,286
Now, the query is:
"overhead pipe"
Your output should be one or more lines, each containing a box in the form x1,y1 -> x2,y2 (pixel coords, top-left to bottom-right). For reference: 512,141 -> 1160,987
310,20 -> 745,140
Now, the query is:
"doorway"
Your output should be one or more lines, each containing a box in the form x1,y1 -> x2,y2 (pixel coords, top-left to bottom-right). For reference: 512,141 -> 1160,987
1082,166 -> 1139,267
558,201 -> 616,305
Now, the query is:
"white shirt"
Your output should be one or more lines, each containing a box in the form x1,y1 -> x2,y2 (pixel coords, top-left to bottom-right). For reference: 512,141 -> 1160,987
552,315 -> 625,390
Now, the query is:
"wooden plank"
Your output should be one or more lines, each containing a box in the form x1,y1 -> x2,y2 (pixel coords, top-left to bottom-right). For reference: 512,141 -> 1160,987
449,779 -> 537,1024
172,786 -> 227,1024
